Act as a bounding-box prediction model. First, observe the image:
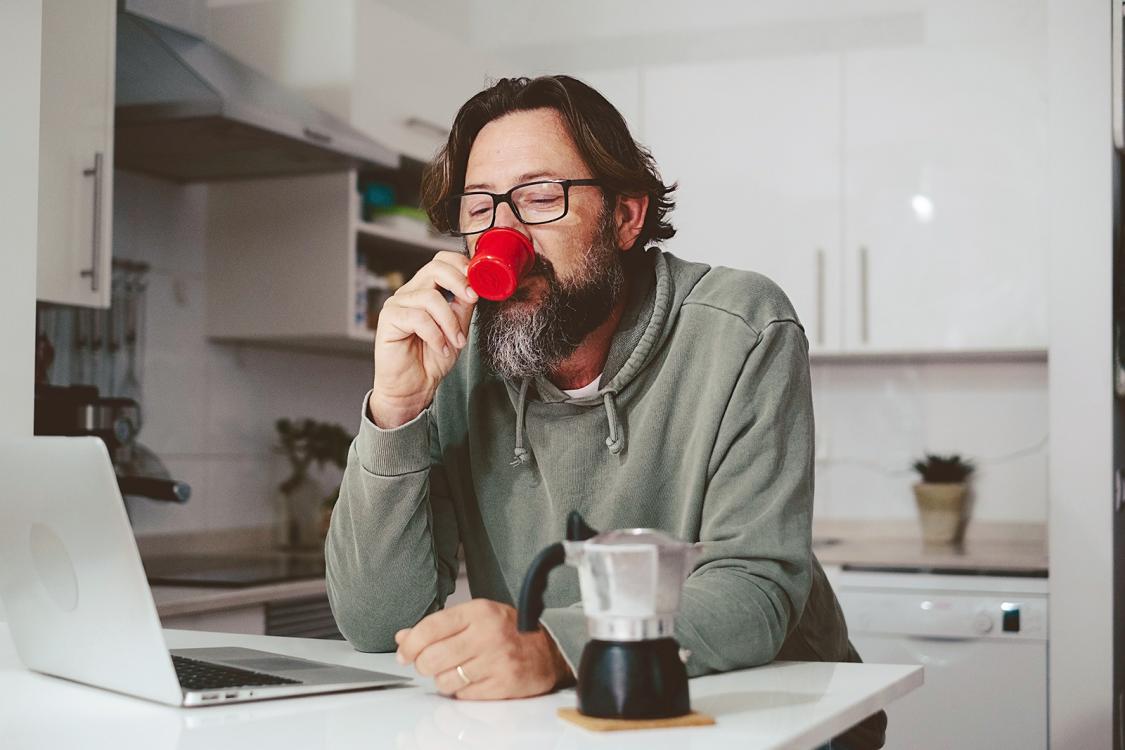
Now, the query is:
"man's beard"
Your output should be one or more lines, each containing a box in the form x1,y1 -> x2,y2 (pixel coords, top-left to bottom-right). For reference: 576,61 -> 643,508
476,210 -> 625,381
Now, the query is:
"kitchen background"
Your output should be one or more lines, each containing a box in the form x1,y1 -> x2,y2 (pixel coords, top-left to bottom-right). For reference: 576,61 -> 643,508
103,0 -> 1048,536
16,0 -> 1108,748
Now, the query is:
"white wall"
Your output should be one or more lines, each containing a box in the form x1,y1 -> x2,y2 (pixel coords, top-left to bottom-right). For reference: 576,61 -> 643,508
1046,0 -> 1114,745
112,171 -> 372,536
0,0 -> 43,623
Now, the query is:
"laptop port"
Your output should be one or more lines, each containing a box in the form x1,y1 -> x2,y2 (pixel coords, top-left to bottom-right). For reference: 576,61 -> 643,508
224,692 -> 237,699
202,693 -> 218,701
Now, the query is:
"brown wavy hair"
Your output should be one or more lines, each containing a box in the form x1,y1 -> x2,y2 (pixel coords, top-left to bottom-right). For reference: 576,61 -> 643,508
421,75 -> 676,251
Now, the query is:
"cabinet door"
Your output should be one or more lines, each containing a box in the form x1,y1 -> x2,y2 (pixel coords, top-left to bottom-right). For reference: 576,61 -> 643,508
643,56 -> 843,352
842,2 -> 1048,351
36,0 -> 115,309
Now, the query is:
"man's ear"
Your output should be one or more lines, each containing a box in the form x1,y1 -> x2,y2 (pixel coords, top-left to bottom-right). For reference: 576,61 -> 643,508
614,194 -> 649,252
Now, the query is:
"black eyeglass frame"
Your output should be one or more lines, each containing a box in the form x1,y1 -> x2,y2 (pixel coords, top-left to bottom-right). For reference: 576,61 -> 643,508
445,178 -> 604,236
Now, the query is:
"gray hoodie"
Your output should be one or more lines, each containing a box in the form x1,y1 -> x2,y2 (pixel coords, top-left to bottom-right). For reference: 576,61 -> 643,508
326,248 -> 885,747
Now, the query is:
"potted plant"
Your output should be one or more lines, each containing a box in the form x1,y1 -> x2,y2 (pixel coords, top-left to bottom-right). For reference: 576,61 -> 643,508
911,453 -> 976,545
275,418 -> 352,549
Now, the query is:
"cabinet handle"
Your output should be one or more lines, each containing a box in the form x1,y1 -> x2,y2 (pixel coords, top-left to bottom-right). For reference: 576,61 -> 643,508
859,245 -> 870,344
815,248 -> 826,346
80,152 -> 103,293
1114,0 -> 1125,150
303,127 -> 333,145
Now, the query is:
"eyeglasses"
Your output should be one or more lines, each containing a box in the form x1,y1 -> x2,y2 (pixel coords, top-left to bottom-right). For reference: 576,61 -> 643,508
445,178 -> 603,236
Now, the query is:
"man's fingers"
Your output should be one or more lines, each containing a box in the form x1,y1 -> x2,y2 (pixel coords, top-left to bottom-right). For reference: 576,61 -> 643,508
396,605 -> 469,664
382,306 -> 451,359
412,628 -> 481,678
400,253 -> 474,303
434,657 -> 491,698
392,289 -> 467,350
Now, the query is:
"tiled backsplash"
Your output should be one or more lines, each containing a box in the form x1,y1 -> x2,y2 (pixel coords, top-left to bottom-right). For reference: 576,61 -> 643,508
811,359 -> 1047,521
114,169 -> 1048,537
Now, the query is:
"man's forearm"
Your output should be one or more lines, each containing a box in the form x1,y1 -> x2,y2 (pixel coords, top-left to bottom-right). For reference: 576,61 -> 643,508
325,406 -> 457,651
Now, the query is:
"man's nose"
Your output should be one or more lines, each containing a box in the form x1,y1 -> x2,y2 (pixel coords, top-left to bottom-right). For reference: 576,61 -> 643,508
493,201 -> 523,230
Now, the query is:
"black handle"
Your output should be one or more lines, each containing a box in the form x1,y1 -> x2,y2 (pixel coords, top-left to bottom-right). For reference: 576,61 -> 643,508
117,476 -> 191,504
566,511 -> 598,542
517,542 -> 565,632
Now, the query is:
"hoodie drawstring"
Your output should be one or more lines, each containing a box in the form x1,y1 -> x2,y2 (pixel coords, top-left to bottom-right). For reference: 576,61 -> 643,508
510,380 -> 626,466
603,391 -> 625,455
511,378 -> 531,466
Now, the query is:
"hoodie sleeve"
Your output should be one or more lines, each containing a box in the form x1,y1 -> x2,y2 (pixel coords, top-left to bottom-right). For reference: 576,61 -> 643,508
675,319 -> 815,676
324,392 -> 461,652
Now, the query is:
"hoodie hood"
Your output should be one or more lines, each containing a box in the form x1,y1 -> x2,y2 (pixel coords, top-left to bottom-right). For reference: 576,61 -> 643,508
505,248 -> 710,465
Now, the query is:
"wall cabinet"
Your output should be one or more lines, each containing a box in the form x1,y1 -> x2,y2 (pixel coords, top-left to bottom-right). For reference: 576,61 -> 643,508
640,0 -> 1048,355
36,0 -> 115,309
206,170 -> 461,355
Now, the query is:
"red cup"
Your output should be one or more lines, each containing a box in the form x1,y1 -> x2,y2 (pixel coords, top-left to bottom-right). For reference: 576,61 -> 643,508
467,227 -> 536,301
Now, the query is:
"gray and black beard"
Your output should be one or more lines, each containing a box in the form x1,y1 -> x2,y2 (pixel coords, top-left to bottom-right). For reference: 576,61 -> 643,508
476,210 -> 624,381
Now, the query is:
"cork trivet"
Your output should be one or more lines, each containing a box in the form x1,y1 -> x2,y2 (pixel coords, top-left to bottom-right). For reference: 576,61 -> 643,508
557,707 -> 716,731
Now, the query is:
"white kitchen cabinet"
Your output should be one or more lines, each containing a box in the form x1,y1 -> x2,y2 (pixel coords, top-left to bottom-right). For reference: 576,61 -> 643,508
206,170 -> 461,356
36,0 -> 115,308
637,0 -> 1048,355
841,2 -> 1049,351
643,55 -> 844,353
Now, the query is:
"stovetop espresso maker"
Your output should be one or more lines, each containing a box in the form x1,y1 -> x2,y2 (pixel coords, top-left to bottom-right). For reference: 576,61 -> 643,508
518,511 -> 701,719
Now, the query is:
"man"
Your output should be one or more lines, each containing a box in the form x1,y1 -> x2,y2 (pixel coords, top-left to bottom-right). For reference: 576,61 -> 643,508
326,75 -> 885,748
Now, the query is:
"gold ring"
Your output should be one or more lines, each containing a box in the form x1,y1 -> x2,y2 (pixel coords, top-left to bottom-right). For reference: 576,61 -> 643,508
456,664 -> 472,687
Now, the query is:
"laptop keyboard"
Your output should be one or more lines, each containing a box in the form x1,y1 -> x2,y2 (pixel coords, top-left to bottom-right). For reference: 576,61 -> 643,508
172,654 -> 301,690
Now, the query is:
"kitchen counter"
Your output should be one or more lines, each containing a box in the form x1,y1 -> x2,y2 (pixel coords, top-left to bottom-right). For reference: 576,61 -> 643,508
0,623 -> 921,750
812,519 -> 1047,575
151,579 -> 327,619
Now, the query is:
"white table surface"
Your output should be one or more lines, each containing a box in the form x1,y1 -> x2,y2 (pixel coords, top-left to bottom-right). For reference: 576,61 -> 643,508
0,624 -> 921,750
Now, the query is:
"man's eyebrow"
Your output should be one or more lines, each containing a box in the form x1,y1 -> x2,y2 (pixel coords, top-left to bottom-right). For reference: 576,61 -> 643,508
463,171 -> 560,192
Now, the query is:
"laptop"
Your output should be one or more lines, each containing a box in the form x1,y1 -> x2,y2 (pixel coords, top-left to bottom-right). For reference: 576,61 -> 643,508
0,436 -> 409,706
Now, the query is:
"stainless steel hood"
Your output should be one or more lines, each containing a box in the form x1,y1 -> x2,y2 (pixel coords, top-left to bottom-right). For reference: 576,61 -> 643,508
114,11 -> 399,182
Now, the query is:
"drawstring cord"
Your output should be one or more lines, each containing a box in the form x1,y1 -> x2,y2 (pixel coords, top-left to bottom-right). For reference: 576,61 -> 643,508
510,381 -> 626,466
511,378 -> 531,466
603,391 -> 625,455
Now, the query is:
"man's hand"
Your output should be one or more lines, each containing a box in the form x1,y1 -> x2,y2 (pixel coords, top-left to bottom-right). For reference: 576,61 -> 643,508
370,251 -> 478,428
394,599 -> 574,700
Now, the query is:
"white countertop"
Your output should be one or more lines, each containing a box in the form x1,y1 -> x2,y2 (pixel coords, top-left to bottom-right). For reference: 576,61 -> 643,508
0,624 -> 921,750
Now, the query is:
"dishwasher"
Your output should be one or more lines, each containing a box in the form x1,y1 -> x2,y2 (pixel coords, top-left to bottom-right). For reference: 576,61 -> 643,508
826,566 -> 1048,750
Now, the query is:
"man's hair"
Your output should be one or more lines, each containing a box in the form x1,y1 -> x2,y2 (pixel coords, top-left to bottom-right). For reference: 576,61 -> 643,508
421,75 -> 676,251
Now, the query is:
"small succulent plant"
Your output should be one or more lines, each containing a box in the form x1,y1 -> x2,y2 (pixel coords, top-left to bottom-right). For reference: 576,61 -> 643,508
911,453 -> 975,484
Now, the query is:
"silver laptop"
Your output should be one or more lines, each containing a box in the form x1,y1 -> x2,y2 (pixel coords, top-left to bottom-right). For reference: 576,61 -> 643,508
0,436 -> 409,706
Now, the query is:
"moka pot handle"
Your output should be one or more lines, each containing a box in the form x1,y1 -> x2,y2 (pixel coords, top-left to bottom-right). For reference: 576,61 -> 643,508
517,542 -> 565,632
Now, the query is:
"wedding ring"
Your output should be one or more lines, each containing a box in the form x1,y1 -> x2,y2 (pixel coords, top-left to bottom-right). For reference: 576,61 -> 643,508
456,664 -> 472,687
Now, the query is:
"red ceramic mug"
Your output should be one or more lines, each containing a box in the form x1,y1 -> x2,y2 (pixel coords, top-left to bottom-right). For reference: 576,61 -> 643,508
467,227 -> 535,301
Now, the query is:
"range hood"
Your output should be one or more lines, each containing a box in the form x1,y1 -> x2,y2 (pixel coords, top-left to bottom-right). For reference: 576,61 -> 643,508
114,11 -> 399,182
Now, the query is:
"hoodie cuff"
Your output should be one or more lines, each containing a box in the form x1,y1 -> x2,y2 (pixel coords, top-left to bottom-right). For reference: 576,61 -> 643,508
355,390 -> 431,477
538,606 -> 589,679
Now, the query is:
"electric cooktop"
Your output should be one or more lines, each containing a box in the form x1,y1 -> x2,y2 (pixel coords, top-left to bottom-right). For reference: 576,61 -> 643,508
143,553 -> 326,588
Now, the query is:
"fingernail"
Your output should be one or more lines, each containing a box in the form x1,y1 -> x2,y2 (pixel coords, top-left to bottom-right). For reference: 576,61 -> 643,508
457,333 -> 467,348
466,288 -> 478,301
396,651 -> 407,665
443,345 -> 450,357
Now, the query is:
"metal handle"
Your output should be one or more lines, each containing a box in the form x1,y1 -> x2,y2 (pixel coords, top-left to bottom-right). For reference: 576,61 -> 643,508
80,152 -> 103,292
859,245 -> 870,343
1114,0 -> 1124,150
815,248 -> 826,346
302,127 -> 332,145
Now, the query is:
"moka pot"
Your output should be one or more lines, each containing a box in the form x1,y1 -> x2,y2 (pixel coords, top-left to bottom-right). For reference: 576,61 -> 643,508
517,511 -> 701,719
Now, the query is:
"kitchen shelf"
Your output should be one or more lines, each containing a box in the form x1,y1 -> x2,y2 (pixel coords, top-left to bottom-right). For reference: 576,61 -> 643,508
206,169 -> 441,357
